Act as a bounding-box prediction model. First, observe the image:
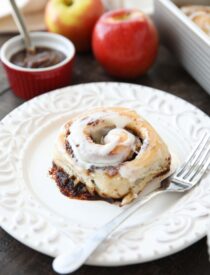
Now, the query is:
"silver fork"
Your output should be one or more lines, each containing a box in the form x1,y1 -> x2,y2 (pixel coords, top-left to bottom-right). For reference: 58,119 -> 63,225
53,132 -> 210,274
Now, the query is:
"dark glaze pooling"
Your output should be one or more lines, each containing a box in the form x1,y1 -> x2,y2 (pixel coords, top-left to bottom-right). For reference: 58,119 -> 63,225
10,47 -> 66,69
49,163 -> 121,204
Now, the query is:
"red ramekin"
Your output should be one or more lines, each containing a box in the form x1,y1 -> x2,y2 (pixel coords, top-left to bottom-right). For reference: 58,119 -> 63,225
0,32 -> 75,100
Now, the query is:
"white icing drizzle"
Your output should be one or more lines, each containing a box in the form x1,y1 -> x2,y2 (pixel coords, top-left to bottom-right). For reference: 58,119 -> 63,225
119,128 -> 150,181
67,112 -> 139,169
181,6 -> 210,36
190,11 -> 210,34
189,11 -> 210,20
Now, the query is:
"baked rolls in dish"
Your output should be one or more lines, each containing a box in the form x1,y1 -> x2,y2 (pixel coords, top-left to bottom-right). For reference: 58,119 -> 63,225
50,107 -> 171,205
181,5 -> 210,36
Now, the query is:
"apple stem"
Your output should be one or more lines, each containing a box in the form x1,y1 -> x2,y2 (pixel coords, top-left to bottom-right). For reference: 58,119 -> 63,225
64,0 -> 73,6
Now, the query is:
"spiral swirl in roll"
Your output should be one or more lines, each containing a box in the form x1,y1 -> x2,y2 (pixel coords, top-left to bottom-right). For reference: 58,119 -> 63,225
51,107 -> 171,205
68,112 -> 140,168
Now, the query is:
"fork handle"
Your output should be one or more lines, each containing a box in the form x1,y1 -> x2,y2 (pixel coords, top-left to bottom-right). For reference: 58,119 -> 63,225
53,189 -> 163,274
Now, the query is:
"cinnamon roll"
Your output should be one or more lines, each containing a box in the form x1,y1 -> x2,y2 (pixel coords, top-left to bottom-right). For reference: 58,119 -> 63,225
50,107 -> 171,205
181,5 -> 210,36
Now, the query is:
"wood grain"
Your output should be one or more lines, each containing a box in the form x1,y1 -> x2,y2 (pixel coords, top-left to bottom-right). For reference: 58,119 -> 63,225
0,34 -> 210,275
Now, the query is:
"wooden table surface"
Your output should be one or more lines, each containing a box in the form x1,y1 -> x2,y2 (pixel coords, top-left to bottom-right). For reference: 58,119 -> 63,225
0,34 -> 210,275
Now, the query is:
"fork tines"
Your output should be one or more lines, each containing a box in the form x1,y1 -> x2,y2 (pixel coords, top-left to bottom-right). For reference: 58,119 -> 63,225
175,132 -> 210,184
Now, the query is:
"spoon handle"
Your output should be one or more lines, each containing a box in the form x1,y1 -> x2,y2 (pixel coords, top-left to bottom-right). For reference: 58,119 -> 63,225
9,0 -> 34,52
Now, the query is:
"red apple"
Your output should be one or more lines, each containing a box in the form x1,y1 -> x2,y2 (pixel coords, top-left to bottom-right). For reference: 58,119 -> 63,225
45,0 -> 104,52
92,9 -> 158,78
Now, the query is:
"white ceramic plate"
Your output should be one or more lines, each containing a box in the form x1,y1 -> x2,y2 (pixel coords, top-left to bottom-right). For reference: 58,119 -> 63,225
0,82 -> 210,266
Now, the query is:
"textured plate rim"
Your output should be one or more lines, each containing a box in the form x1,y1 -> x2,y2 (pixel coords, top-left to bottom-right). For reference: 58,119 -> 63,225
0,82 -> 209,266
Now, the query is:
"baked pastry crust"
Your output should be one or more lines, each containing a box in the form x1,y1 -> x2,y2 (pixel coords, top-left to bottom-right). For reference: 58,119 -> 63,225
181,5 -> 210,36
50,107 -> 171,205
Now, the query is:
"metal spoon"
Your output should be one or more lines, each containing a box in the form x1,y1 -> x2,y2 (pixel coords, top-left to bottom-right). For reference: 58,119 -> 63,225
9,0 -> 35,53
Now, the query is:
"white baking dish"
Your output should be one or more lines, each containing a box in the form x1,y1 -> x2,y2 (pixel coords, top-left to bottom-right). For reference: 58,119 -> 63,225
154,0 -> 210,95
